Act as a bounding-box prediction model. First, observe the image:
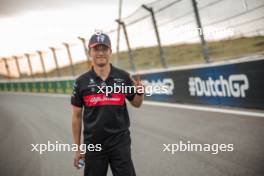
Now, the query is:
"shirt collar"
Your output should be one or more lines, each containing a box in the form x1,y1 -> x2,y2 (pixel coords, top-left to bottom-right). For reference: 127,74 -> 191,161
90,64 -> 117,80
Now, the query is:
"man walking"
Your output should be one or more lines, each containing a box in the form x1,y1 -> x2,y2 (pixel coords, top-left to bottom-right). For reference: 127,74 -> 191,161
71,32 -> 144,176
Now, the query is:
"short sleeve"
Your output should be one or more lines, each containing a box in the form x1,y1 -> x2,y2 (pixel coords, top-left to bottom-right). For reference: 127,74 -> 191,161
71,80 -> 83,107
125,74 -> 136,102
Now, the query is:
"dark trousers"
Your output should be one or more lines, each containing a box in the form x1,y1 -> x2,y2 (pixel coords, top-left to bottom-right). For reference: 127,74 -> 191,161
84,136 -> 136,176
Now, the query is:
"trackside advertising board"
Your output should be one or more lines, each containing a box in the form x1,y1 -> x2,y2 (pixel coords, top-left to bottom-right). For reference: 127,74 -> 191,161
0,58 -> 263,109
140,58 -> 264,109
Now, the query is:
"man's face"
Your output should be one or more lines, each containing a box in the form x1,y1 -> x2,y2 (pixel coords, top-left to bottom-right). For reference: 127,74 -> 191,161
89,44 -> 112,67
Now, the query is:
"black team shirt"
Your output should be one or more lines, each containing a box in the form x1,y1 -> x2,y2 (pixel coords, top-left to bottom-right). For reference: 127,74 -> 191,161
71,64 -> 136,154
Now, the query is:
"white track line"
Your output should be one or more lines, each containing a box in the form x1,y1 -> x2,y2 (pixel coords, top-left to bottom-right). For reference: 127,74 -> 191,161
144,101 -> 264,118
1,92 -> 264,118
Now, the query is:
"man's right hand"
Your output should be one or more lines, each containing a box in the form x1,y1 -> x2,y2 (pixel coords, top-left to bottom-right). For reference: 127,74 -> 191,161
73,151 -> 84,169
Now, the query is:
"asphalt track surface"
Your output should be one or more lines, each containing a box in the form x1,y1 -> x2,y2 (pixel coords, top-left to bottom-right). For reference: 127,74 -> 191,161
0,92 -> 263,176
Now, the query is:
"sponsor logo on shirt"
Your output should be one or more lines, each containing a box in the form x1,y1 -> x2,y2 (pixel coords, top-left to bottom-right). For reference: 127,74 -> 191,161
83,93 -> 126,106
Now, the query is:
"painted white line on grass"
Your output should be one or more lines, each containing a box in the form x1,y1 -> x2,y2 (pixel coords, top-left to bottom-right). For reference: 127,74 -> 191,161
1,92 -> 263,117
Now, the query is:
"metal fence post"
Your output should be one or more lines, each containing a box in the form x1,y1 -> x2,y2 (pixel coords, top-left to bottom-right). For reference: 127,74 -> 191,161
3,58 -> 11,79
142,4 -> 167,68
78,37 -> 90,69
115,19 -> 136,71
25,53 -> 34,78
63,42 -> 76,76
49,47 -> 61,77
37,51 -> 48,78
191,0 -> 210,63
115,0 -> 123,66
13,56 -> 21,78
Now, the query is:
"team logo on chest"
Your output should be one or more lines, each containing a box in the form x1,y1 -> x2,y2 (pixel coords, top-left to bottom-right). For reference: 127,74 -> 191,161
113,78 -> 124,83
87,78 -> 97,88
89,78 -> 95,84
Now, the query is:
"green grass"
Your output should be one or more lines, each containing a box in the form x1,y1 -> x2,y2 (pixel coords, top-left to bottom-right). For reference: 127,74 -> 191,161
112,36 -> 264,70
